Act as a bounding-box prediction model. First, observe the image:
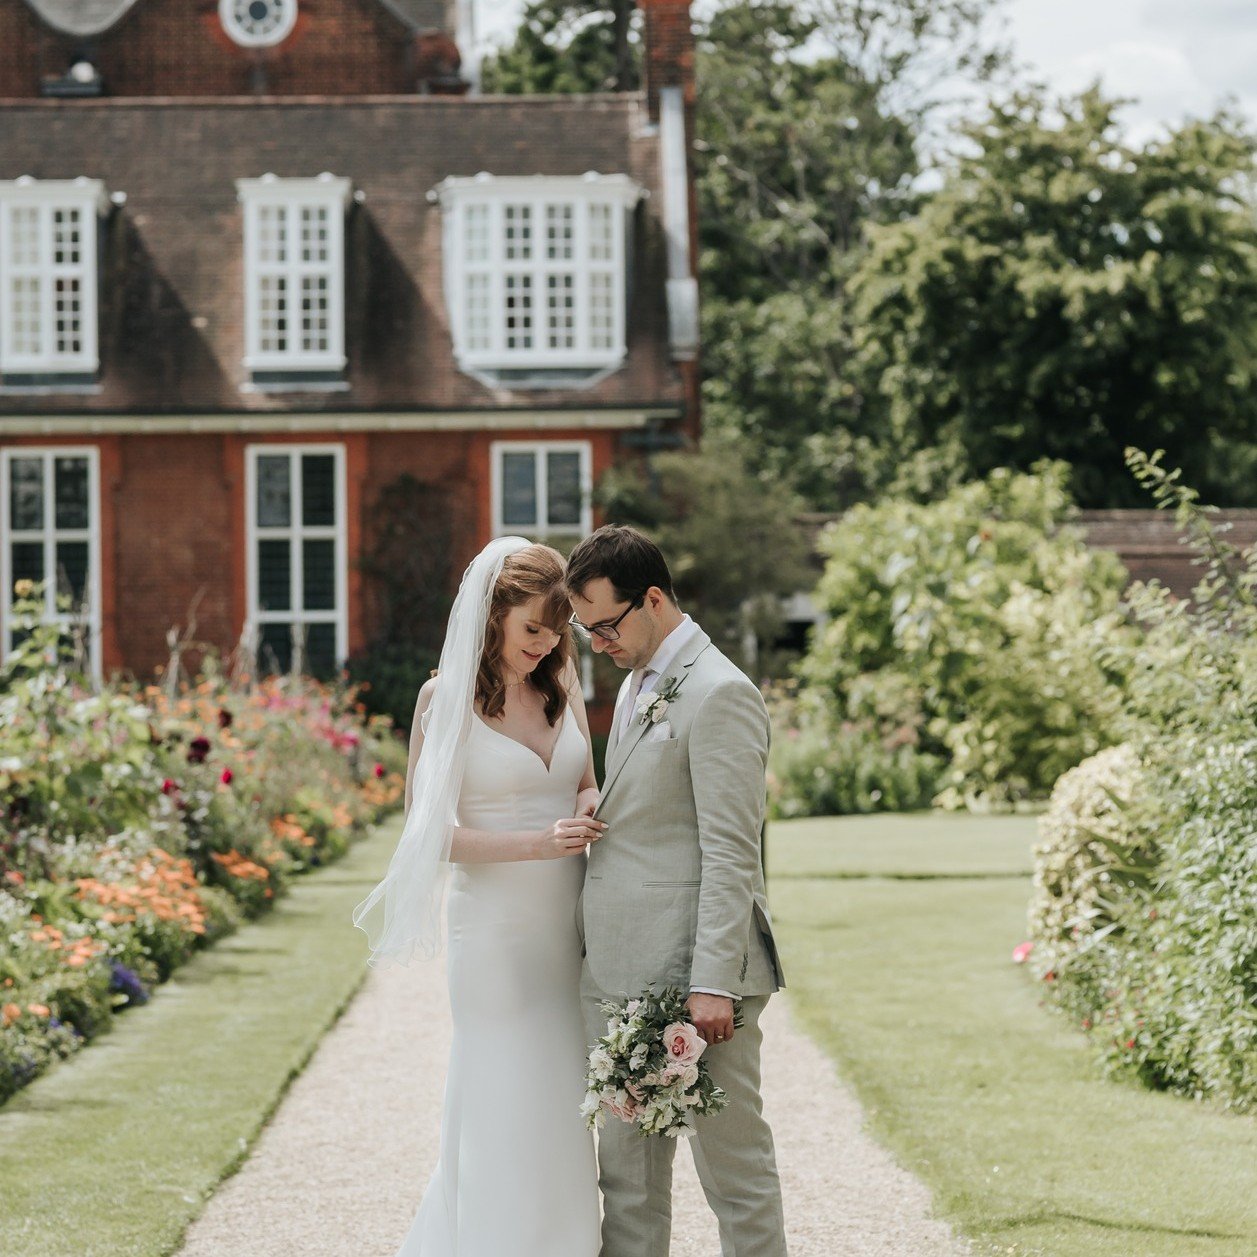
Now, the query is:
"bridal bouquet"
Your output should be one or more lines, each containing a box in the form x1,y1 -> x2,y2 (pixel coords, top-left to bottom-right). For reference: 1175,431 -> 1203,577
582,986 -> 742,1138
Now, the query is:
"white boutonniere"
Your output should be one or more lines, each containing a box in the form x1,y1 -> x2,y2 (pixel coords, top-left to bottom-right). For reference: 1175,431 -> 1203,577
637,675 -> 684,725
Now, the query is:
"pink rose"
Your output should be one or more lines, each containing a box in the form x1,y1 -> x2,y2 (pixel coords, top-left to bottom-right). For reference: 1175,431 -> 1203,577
662,1062 -> 700,1089
662,1021 -> 706,1067
601,1089 -> 639,1123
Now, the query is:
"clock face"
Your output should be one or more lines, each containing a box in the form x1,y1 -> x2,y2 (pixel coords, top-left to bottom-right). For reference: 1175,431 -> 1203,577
220,0 -> 299,48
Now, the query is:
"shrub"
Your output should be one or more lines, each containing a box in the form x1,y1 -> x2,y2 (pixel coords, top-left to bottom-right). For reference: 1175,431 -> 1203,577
1028,744 -> 1149,976
767,690 -> 942,817
0,585 -> 407,1105
1029,451 -> 1257,1110
792,462 -> 1132,811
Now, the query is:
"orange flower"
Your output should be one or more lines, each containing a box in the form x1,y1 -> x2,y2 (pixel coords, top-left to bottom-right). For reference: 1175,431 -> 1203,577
2,1002 -> 21,1026
27,1003 -> 51,1017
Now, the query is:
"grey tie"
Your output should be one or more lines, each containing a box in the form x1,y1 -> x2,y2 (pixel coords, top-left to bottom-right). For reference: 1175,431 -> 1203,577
622,666 -> 654,735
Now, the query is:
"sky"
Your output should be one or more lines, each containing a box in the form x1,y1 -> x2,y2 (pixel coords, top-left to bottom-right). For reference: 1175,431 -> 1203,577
470,0 -> 1257,141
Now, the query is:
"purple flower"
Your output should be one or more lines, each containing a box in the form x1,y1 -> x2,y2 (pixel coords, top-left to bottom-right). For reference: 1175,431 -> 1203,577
109,960 -> 149,1007
187,736 -> 211,765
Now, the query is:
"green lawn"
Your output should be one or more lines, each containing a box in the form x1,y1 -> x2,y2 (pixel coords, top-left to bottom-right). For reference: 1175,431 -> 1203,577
0,814 -> 404,1257
770,814 -> 1257,1257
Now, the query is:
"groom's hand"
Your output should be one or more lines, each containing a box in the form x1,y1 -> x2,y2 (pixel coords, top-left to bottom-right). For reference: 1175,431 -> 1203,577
687,992 -> 735,1045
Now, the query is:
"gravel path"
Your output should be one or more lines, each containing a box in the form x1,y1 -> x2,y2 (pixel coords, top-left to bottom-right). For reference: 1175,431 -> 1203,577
177,953 -> 967,1256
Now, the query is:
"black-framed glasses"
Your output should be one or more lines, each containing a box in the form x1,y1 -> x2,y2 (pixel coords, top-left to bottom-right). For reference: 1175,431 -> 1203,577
569,591 -> 646,642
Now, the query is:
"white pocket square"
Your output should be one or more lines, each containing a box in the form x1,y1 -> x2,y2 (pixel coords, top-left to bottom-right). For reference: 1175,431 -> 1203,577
642,719 -> 673,744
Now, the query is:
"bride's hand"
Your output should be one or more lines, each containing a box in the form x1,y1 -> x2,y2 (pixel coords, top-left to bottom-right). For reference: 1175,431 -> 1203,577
575,787 -> 601,818
532,816 -> 607,860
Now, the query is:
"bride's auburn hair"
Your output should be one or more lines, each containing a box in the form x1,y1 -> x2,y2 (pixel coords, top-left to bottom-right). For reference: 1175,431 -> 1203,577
477,544 -> 573,725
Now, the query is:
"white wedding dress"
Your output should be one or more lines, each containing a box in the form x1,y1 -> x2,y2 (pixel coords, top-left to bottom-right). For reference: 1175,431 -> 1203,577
396,705 -> 600,1256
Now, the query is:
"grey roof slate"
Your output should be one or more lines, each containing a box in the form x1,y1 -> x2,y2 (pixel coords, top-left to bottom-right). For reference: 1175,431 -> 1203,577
22,0 -> 450,37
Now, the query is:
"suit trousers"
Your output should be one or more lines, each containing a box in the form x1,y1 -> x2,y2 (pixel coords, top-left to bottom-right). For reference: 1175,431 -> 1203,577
581,971 -> 788,1257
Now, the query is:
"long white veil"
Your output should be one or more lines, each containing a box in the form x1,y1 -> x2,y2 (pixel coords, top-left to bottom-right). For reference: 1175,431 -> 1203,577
352,535 -> 532,967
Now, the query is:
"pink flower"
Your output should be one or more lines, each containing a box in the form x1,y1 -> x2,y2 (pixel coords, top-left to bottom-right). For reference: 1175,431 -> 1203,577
662,1062 -> 700,1089
662,1021 -> 706,1067
601,1090 -> 639,1122
1011,941 -> 1034,964
161,778 -> 179,795
373,763 -> 385,779
219,769 -> 234,786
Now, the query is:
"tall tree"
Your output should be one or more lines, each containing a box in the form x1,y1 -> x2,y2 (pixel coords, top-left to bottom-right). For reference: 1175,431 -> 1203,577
850,88 -> 1257,507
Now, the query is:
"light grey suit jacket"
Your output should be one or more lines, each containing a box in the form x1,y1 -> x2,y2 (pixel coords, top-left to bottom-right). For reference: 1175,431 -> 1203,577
578,627 -> 784,999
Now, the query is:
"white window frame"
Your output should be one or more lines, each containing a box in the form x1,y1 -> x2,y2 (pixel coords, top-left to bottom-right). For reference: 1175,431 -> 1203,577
244,443 -> 348,674
436,174 -> 643,374
0,178 -> 108,376
219,0 -> 298,48
236,174 -> 351,376
0,445 -> 102,683
490,440 -> 593,538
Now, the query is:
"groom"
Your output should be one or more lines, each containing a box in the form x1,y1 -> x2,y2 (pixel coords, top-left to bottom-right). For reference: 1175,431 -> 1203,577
566,525 -> 787,1257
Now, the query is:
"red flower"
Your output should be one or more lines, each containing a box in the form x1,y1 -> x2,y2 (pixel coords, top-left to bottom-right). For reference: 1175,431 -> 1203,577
161,778 -> 179,795
1125,1038 -> 1136,1050
218,708 -> 234,729
188,736 -> 211,764
219,769 -> 234,786
373,763 -> 385,779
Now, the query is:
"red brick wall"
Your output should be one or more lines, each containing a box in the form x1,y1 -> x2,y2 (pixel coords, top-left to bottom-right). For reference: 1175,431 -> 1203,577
1,0 -> 417,99
0,425 -> 630,682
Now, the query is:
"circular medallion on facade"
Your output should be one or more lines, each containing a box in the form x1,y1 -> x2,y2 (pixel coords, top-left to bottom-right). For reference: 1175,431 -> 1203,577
219,0 -> 298,48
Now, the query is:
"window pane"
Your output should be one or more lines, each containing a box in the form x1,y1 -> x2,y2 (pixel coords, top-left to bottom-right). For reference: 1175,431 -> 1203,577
299,205 -> 329,264
11,276 -> 43,357
258,621 -> 292,675
258,274 -> 288,353
504,204 -> 532,261
501,452 -> 537,528
258,539 -> 292,611
257,204 -> 287,265
589,203 -> 614,261
505,274 -> 533,350
300,275 -> 329,353
55,541 -> 89,604
53,277 -> 83,355
301,454 -> 335,527
546,452 -> 582,528
9,206 -> 40,267
546,204 -> 573,260
465,203 -> 490,263
9,457 -> 44,531
547,274 -> 575,350
256,454 -> 291,527
11,541 -> 44,587
466,273 -> 491,350
302,539 -> 335,611
590,273 -> 615,350
52,207 -> 82,266
54,457 -> 89,530
305,622 -> 337,679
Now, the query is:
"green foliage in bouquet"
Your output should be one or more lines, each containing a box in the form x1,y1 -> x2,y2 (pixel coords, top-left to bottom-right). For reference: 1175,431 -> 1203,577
583,986 -> 742,1139
1028,451 -> 1257,1110
792,462 -> 1132,812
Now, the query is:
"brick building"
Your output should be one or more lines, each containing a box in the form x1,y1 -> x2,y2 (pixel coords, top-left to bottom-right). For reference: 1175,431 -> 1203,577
0,0 -> 701,717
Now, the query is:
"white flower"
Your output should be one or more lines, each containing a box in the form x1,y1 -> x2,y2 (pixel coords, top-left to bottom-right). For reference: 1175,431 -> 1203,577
588,1046 -> 615,1082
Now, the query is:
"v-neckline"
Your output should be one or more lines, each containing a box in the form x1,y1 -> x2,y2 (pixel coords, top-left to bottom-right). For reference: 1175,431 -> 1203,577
474,706 -> 568,774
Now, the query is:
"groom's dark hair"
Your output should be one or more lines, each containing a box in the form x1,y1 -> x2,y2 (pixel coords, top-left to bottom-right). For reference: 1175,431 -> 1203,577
565,525 -> 677,605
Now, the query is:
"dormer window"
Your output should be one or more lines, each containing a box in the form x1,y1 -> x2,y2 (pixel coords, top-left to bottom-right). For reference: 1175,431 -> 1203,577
220,0 -> 298,48
236,174 -> 351,391
0,178 -> 108,389
435,174 -> 643,387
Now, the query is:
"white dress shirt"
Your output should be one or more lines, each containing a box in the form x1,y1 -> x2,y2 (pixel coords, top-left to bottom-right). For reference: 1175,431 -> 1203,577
617,615 -> 737,1003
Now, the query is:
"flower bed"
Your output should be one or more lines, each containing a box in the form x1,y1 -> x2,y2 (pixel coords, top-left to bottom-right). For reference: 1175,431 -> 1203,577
0,590 -> 406,1104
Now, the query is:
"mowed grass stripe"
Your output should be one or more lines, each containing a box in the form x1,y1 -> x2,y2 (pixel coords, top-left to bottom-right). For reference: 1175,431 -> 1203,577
0,814 -> 402,1257
770,815 -> 1257,1257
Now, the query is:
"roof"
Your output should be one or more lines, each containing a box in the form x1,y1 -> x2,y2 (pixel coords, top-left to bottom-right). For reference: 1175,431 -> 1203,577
22,0 -> 449,38
0,94 -> 682,417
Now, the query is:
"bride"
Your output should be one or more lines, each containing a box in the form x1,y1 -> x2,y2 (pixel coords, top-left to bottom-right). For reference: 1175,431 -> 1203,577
353,537 -> 605,1256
